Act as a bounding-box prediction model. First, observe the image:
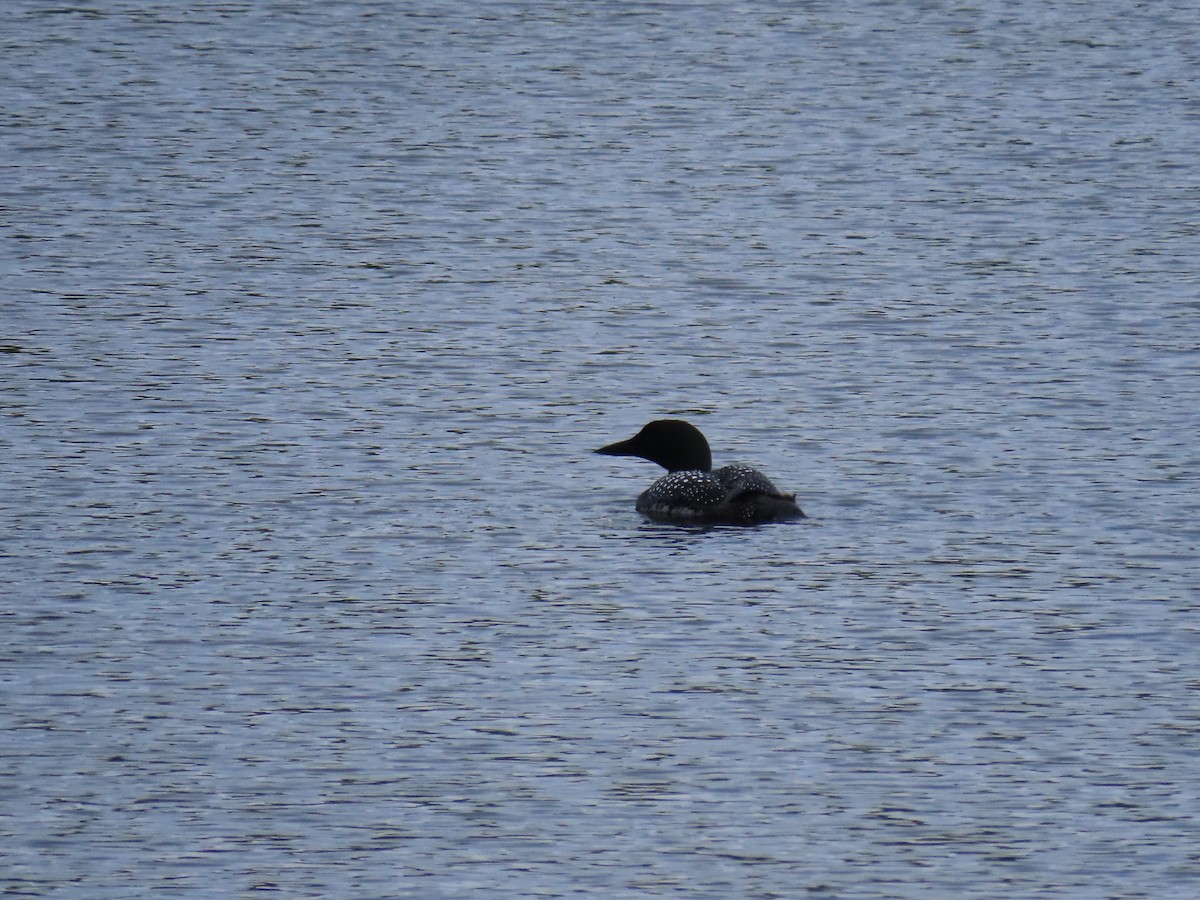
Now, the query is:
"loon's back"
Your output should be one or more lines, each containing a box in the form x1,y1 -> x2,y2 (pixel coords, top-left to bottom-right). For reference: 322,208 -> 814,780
636,465 -> 802,525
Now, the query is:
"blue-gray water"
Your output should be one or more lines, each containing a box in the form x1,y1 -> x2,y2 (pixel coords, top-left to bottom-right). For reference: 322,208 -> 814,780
4,1 -> 1199,896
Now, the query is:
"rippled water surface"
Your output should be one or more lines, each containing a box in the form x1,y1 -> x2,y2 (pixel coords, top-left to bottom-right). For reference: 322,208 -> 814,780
4,1 -> 1200,896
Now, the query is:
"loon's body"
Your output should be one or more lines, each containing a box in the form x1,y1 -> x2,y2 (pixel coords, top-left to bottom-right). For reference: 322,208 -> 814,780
595,420 -> 804,525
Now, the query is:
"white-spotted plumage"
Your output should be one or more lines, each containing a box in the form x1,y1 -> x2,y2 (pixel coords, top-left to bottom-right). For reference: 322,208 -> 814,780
636,465 -> 800,524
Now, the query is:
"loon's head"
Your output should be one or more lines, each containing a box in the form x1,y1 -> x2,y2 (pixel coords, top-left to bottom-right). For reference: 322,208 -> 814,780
595,419 -> 713,473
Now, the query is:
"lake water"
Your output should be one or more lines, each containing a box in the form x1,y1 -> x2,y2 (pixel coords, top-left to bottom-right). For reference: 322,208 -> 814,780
3,1 -> 1199,896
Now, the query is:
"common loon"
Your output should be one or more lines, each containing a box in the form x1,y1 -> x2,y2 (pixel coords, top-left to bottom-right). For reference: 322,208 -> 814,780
595,419 -> 804,525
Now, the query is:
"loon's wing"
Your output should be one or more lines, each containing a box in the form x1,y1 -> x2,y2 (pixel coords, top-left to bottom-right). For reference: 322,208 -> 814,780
713,464 -> 786,499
